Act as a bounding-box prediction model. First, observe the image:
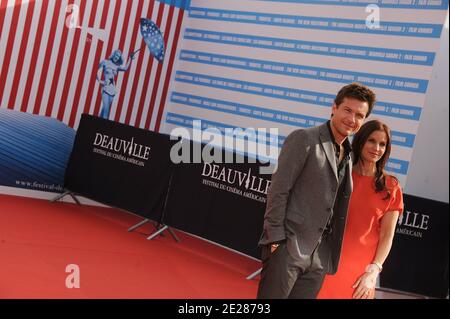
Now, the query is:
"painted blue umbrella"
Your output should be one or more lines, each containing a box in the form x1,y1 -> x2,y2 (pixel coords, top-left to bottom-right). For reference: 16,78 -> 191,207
132,18 -> 165,62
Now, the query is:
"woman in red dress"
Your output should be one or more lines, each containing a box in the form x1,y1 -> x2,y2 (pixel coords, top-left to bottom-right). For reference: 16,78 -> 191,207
318,120 -> 404,299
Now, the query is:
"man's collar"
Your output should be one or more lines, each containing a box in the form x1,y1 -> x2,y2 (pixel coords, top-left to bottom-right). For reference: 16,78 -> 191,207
326,121 -> 337,145
326,121 -> 352,153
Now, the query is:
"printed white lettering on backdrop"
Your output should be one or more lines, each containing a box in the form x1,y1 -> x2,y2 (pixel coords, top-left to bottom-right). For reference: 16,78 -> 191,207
92,133 -> 151,167
201,163 -> 271,203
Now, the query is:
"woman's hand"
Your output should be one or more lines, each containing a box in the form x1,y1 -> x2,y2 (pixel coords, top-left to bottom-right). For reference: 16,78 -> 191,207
352,266 -> 379,299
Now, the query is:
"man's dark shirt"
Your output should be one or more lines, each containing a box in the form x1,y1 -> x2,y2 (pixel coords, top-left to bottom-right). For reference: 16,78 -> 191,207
325,121 -> 352,234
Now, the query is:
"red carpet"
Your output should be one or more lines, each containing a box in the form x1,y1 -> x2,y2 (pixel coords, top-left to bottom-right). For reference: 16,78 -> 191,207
0,194 -> 261,299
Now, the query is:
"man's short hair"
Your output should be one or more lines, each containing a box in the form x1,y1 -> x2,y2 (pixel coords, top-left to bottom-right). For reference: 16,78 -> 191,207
334,83 -> 376,117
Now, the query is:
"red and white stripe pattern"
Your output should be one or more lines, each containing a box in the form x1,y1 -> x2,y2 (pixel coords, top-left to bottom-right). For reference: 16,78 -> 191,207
0,0 -> 186,131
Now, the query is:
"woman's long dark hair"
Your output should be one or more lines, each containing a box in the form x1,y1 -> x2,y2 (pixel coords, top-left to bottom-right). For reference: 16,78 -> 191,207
352,120 -> 396,199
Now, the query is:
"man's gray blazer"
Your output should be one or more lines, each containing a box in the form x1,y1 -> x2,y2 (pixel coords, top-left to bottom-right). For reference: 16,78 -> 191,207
259,122 -> 353,274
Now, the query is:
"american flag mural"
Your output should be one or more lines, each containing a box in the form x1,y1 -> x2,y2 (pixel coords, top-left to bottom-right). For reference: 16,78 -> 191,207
0,0 -> 190,132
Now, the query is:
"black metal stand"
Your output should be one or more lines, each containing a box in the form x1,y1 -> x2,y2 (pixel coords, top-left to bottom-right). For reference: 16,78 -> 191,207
50,189 -> 81,205
127,170 -> 179,243
246,267 -> 262,280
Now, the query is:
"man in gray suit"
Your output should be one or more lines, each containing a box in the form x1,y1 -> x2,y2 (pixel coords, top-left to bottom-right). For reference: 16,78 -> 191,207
257,83 -> 376,299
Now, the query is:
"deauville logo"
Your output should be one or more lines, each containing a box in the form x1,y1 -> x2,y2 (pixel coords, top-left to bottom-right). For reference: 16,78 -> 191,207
201,162 -> 271,199
93,133 -> 151,161
396,210 -> 430,238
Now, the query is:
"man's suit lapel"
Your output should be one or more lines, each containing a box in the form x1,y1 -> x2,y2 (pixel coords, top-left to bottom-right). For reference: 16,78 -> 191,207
319,124 -> 338,182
